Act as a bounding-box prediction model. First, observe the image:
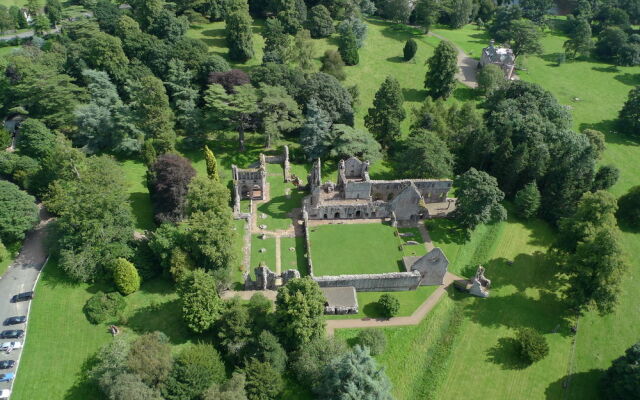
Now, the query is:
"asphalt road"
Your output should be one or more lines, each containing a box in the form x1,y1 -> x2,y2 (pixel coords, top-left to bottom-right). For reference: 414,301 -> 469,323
0,206 -> 50,397
0,27 -> 61,42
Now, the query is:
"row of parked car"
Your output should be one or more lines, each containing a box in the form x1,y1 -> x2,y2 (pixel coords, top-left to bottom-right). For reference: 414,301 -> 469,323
0,292 -> 33,399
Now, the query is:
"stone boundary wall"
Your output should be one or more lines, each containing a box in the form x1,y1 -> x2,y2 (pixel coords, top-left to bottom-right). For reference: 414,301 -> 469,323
302,208 -> 314,276
313,271 -> 422,292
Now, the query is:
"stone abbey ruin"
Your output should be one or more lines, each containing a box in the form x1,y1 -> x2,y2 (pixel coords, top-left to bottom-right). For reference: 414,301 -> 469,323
234,150 -> 460,313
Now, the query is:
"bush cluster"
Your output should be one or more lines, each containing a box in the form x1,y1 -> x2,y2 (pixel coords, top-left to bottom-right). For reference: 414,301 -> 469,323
83,291 -> 126,324
378,294 -> 400,318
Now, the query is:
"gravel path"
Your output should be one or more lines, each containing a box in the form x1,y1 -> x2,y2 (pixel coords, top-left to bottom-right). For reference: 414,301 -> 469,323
429,31 -> 479,88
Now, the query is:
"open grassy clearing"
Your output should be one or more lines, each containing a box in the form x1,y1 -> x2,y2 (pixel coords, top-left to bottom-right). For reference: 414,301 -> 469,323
310,223 -> 406,276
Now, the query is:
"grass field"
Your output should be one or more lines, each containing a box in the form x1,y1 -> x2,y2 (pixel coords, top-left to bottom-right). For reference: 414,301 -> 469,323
430,19 -> 640,400
250,234 -> 276,273
279,236 -> 307,274
12,259 -> 195,400
310,223 -> 408,276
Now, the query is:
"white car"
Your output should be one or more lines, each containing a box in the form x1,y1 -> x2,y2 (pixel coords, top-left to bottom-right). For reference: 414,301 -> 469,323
0,389 -> 10,399
0,342 -> 22,351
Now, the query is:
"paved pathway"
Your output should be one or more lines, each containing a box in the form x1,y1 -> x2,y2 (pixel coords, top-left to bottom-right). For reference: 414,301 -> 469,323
417,222 -> 435,252
429,31 -> 479,89
0,27 -> 61,42
326,272 -> 463,335
0,204 -> 51,398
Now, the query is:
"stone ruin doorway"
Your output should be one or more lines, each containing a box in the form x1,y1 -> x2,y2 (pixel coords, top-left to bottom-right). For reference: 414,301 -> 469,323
334,212 -> 340,219
355,210 -> 361,218
251,184 -> 262,199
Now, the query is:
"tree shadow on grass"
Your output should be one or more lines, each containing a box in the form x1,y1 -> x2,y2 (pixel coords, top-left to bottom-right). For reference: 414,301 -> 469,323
578,120 -> 640,147
402,87 -> 426,102
544,369 -> 604,400
614,72 -> 640,86
386,55 -> 405,63
453,86 -> 479,102
592,65 -> 619,73
125,299 -> 192,345
63,353 -> 102,400
485,337 -> 528,370
367,18 -> 423,42
425,219 -> 468,245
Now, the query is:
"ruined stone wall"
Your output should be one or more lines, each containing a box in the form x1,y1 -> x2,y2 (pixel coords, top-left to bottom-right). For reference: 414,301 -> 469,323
343,180 -> 372,200
302,209 -> 314,276
412,181 -> 452,202
306,202 -> 390,220
314,271 -> 422,292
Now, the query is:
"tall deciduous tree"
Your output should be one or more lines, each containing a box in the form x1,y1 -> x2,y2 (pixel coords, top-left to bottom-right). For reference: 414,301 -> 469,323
452,168 -> 507,231
177,269 -> 224,333
148,153 -> 196,224
243,359 -> 283,400
204,83 -> 258,151
508,19 -> 543,57
365,75 -> 405,149
44,0 -> 62,26
165,59 -> 201,139
15,118 -> 55,160
564,18 -> 594,59
395,129 -> 454,178
514,181 -> 541,219
261,17 -> 291,64
0,180 -> 38,244
275,277 -> 326,350
128,75 -> 176,153
601,341 -> 640,400
258,84 -> 303,148
127,332 -> 173,389
555,191 -> 627,314
291,29 -> 316,71
618,86 -> 640,136
477,64 -> 504,96
338,27 -> 359,66
327,124 -> 382,163
165,343 -> 226,400
321,49 -> 346,80
46,156 -> 134,282
425,41 -> 458,99
308,5 -> 334,38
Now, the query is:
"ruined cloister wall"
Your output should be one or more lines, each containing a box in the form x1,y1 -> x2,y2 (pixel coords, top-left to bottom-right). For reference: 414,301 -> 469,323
313,271 -> 422,292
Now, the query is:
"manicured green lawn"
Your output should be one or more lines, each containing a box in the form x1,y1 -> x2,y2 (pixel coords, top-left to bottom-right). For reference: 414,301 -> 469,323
310,223 -> 407,276
0,46 -> 19,57
279,236 -> 307,274
256,163 -> 305,231
12,259 -> 194,400
250,234 -> 276,275
120,159 -> 155,231
398,227 -> 428,258
327,285 -> 439,320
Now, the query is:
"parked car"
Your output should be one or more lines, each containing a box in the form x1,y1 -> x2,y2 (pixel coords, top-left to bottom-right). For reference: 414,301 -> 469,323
0,389 -> 10,399
0,360 -> 15,369
0,342 -> 22,351
0,330 -> 23,339
0,373 -> 14,382
11,291 -> 33,302
3,316 -> 26,326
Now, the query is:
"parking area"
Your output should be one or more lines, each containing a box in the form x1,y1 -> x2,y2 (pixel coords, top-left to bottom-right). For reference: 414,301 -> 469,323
0,207 -> 49,399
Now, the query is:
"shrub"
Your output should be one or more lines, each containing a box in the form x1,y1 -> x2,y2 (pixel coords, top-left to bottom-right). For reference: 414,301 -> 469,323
339,29 -> 359,66
0,129 -> 10,149
403,38 -> 417,61
112,258 -> 141,295
515,328 -> 549,364
0,241 -> 6,262
357,328 -> 387,355
378,294 -> 400,318
514,181 -> 541,219
84,291 -> 126,324
321,49 -> 346,81
477,64 -> 504,96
